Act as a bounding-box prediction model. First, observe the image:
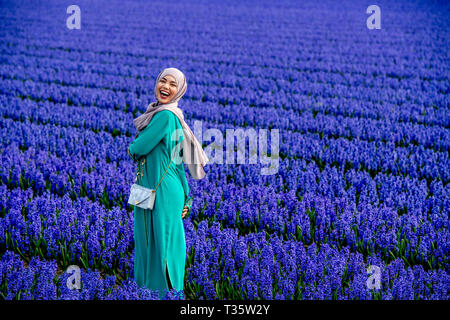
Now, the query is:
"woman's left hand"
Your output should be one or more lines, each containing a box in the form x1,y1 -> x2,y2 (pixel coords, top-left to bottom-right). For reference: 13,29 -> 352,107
182,206 -> 189,218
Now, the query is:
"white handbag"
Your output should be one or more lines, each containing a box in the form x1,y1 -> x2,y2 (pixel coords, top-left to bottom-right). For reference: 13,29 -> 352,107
128,155 -> 172,210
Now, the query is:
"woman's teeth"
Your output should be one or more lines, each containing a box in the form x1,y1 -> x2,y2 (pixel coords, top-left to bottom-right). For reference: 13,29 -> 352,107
160,90 -> 170,97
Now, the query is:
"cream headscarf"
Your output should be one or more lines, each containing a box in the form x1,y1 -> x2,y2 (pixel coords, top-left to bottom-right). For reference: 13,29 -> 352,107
133,67 -> 208,180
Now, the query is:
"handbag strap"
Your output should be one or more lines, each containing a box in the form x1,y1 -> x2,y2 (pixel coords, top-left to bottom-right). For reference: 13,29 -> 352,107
154,152 -> 173,192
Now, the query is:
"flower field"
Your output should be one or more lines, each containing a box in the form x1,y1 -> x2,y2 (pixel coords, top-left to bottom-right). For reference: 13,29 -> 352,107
0,0 -> 449,300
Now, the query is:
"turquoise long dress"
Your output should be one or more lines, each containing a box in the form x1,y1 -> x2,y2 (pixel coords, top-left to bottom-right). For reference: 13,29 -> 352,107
128,110 -> 193,298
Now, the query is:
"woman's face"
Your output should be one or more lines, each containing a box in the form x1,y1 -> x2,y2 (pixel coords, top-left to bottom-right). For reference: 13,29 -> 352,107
156,75 -> 178,104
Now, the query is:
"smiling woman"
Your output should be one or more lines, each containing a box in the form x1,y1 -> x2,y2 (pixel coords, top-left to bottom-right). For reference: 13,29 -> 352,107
128,67 -> 208,299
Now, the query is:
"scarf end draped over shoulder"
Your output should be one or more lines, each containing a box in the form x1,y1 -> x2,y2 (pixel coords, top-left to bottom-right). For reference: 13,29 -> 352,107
182,134 -> 209,180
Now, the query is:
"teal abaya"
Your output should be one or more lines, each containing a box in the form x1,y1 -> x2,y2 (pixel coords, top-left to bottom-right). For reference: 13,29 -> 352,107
128,110 -> 193,298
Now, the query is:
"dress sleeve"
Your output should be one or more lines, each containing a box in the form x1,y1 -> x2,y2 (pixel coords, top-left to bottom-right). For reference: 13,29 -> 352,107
128,111 -> 171,159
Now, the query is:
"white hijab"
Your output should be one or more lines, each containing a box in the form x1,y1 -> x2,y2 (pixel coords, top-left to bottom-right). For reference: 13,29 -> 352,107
133,67 -> 208,180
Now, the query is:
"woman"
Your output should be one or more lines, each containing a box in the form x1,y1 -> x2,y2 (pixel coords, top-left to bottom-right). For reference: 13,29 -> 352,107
128,67 -> 208,298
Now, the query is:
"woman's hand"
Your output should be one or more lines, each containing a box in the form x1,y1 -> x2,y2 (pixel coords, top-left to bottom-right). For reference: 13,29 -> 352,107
182,206 -> 189,218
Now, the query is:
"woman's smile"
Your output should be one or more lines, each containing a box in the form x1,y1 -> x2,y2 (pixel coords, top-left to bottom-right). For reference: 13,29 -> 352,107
156,75 -> 178,103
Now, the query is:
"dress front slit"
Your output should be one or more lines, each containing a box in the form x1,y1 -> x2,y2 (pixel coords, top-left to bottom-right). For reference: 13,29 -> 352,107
165,261 -> 173,290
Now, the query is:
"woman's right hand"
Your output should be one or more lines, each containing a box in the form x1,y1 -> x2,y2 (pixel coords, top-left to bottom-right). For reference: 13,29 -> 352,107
181,206 -> 189,219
